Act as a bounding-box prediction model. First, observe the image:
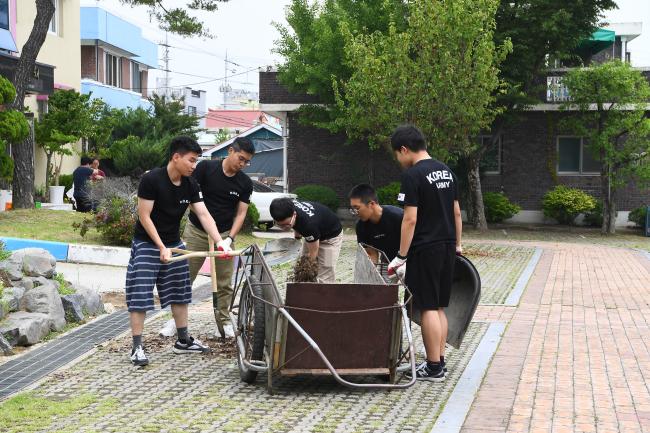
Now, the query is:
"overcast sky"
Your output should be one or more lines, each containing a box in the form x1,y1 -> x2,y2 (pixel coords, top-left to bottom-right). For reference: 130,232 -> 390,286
82,0 -> 650,110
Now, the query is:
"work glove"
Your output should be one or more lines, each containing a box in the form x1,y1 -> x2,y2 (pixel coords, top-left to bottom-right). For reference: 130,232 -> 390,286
387,255 -> 406,278
395,263 -> 406,281
217,238 -> 233,258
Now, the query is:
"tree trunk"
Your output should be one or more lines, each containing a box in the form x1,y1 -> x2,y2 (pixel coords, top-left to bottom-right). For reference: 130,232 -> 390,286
44,152 -> 52,200
468,156 -> 488,230
10,0 -> 55,209
600,165 -> 617,235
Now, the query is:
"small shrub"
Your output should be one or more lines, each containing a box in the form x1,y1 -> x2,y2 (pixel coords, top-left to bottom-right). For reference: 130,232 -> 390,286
376,182 -> 401,206
542,185 -> 596,225
73,195 -> 137,246
53,273 -> 75,296
629,206 -> 648,228
483,192 -> 521,223
58,174 -> 73,193
293,185 -> 339,211
0,240 -> 10,262
242,202 -> 260,233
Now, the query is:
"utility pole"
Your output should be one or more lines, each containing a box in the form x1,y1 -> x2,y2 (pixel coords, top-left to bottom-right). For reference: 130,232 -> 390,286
159,31 -> 171,98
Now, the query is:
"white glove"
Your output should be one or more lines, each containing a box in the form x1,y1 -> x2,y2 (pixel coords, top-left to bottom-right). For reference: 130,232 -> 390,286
387,255 -> 406,277
217,238 -> 233,257
395,263 -> 406,281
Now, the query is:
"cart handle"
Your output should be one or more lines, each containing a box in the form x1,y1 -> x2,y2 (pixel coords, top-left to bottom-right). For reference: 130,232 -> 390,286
166,248 -> 246,263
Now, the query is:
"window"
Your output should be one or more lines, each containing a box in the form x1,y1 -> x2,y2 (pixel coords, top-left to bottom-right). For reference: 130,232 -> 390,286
478,136 -> 501,174
105,53 -> 120,87
49,0 -> 59,34
187,106 -> 197,115
191,90 -> 201,98
0,0 -> 9,31
557,137 -> 600,174
130,61 -> 141,92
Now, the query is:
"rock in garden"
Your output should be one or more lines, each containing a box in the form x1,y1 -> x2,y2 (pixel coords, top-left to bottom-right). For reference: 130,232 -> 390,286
103,303 -> 115,314
2,286 -> 25,312
22,285 -> 66,331
0,300 -> 7,321
0,260 -> 23,281
61,294 -> 85,323
0,333 -> 13,356
13,278 -> 34,291
25,276 -> 54,290
0,311 -> 50,346
73,285 -> 104,316
21,251 -> 57,278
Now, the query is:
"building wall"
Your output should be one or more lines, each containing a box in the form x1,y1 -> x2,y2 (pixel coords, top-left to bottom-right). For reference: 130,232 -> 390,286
287,112 -> 403,200
481,111 -> 649,211
15,0 -> 82,189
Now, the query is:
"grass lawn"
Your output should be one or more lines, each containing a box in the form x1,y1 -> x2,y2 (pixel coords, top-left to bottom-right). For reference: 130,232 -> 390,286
0,209 -> 103,245
0,209 -> 265,248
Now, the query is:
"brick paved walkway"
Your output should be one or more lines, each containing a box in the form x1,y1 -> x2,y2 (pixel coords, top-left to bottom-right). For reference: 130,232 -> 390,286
462,243 -> 650,433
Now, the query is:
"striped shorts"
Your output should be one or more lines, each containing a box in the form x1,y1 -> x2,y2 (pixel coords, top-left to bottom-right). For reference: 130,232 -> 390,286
125,239 -> 192,312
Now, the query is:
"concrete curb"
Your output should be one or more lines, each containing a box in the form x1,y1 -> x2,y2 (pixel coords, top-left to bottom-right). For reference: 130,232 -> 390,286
1,236 -> 129,267
430,322 -> 506,433
504,247 -> 543,306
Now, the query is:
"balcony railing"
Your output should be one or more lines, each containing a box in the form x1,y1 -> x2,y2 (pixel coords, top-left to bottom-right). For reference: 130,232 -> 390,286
546,76 -> 571,103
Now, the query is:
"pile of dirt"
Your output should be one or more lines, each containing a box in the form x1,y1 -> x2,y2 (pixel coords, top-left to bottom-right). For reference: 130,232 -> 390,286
292,256 -> 318,282
104,329 -> 237,358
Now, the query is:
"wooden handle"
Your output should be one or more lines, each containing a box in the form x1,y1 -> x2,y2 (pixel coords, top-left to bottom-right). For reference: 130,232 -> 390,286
166,248 -> 245,263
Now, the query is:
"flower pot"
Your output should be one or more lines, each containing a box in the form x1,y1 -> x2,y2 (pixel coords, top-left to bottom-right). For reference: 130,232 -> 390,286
49,185 -> 65,205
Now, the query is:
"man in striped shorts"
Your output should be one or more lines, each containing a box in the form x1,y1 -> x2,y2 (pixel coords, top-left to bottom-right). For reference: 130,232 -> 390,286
126,136 -> 232,366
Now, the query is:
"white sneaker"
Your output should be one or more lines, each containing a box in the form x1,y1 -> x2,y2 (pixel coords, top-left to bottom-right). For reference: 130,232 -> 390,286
222,324 -> 235,338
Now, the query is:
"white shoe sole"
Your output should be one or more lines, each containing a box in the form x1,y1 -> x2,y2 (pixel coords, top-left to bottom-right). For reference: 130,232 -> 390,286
172,347 -> 209,354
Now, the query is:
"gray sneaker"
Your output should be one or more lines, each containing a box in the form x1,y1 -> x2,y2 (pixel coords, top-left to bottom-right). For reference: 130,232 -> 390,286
173,337 -> 211,354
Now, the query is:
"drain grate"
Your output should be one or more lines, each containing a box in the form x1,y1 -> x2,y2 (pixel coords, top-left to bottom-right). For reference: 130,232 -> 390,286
0,310 -> 153,399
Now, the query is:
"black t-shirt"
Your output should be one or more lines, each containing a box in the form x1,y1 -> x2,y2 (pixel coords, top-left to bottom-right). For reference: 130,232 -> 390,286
292,200 -> 342,242
133,167 -> 203,245
356,205 -> 404,260
188,160 -> 253,233
397,159 -> 458,252
72,166 -> 94,198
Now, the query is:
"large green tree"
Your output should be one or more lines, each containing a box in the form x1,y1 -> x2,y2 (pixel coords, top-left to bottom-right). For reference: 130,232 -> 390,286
274,0 -> 408,127
560,61 -> 650,235
461,0 -> 618,229
11,0 -> 227,208
334,0 -> 508,165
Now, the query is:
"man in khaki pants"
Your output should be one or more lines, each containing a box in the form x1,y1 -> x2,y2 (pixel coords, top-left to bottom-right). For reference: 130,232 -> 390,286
270,198 -> 343,283
183,137 -> 255,338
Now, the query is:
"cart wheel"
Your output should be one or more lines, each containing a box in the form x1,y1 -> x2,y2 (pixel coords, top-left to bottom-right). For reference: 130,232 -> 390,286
237,275 -> 266,383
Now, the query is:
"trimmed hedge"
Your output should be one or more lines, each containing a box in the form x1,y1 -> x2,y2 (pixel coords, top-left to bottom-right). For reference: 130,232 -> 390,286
293,185 -> 339,211
483,192 -> 521,223
542,185 -> 596,225
629,206 -> 647,228
376,182 -> 401,206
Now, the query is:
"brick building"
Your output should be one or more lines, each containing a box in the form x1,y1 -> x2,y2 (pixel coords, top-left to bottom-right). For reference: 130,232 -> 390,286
260,26 -> 650,226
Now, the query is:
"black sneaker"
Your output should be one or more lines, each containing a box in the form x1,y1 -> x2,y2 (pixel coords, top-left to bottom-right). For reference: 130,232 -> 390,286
173,337 -> 211,354
407,362 -> 445,382
130,345 -> 149,366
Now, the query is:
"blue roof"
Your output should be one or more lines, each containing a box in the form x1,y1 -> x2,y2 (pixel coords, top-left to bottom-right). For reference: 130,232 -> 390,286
80,7 -> 157,68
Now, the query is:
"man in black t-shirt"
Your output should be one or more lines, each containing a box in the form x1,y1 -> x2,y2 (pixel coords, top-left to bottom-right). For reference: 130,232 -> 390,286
183,137 -> 255,338
125,136 -> 232,366
270,198 -> 343,283
349,184 -> 403,264
387,125 -> 463,382
72,156 -> 100,212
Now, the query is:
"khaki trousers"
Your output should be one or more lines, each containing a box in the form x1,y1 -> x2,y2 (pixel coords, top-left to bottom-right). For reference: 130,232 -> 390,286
300,233 -> 343,283
182,221 -> 234,326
